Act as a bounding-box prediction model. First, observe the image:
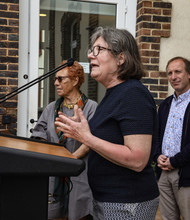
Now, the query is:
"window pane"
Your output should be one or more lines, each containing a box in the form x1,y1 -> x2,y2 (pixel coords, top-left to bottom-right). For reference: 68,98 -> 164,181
39,0 -> 116,112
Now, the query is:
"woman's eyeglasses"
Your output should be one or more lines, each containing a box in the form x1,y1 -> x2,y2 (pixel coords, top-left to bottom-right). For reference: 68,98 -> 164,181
88,45 -> 112,57
54,76 -> 70,83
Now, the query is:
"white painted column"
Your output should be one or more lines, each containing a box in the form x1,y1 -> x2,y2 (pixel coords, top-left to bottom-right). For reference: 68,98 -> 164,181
125,0 -> 137,37
17,0 -> 39,137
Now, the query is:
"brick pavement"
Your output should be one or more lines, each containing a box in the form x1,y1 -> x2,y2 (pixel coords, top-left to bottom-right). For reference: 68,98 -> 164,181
155,207 -> 162,220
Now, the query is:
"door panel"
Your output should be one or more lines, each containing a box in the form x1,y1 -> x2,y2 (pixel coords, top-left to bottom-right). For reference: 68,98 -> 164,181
18,0 -> 137,136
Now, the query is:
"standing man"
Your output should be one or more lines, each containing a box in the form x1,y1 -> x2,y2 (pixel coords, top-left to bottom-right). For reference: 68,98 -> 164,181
155,56 -> 190,220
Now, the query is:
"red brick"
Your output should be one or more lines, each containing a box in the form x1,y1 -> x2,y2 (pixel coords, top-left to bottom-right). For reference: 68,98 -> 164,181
142,8 -> 161,15
160,79 -> 168,85
9,4 -> 19,11
151,44 -> 160,50
141,57 -> 150,63
159,71 -> 167,77
163,9 -> 172,16
159,92 -> 168,99
141,50 -> 160,57
142,1 -> 153,8
152,30 -> 170,37
162,23 -> 171,30
142,43 -> 150,49
150,72 -> 161,78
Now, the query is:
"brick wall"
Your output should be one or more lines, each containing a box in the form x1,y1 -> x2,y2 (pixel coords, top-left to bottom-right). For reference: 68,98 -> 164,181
136,0 -> 172,106
0,0 -> 19,134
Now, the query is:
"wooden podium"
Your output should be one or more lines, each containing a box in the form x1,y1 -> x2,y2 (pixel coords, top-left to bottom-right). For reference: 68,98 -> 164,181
0,133 -> 85,220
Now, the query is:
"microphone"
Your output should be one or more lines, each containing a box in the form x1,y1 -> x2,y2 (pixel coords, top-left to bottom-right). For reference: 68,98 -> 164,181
67,57 -> 74,66
0,58 -> 74,104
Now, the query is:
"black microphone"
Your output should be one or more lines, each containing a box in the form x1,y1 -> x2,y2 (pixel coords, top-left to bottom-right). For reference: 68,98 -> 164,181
67,57 -> 74,66
0,58 -> 74,104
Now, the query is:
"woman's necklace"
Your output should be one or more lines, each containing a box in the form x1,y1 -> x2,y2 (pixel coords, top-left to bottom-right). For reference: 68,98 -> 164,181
63,95 -> 81,109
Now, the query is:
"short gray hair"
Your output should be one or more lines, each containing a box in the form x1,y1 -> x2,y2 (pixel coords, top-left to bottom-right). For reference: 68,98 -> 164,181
89,27 -> 145,81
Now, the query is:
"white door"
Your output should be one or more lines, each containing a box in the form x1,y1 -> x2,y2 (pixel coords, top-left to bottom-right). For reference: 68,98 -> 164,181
18,0 -> 137,137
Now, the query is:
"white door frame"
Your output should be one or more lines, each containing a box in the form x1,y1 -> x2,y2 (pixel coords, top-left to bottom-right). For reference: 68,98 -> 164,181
18,0 -> 39,137
125,0 -> 138,37
18,0 -> 137,137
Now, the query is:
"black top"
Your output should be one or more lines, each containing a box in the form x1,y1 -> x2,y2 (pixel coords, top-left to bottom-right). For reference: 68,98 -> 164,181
88,79 -> 159,203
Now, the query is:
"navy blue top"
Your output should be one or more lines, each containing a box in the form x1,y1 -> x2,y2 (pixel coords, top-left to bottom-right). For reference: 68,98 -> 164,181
154,95 -> 190,188
88,79 -> 159,203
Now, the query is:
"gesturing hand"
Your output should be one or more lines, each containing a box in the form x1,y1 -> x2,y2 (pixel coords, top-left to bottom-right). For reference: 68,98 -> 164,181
58,105 -> 80,122
55,105 -> 91,144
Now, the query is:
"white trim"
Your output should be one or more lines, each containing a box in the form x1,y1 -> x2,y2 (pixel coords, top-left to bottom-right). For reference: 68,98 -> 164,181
17,0 -> 30,137
27,0 -> 40,137
125,0 -> 137,37
18,0 -> 39,137
116,0 -> 126,28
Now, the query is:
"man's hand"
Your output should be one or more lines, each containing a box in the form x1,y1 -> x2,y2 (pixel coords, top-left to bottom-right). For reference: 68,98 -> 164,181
157,155 -> 174,171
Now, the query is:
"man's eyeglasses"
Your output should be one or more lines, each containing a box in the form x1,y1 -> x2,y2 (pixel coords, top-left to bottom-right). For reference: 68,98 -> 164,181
88,45 -> 112,57
54,76 -> 70,83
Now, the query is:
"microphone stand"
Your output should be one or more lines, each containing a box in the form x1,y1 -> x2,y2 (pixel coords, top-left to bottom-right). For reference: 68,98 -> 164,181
0,58 -> 74,104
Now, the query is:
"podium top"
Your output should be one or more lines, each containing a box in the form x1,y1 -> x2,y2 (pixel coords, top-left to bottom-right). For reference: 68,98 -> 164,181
0,133 -> 85,176
0,133 -> 75,159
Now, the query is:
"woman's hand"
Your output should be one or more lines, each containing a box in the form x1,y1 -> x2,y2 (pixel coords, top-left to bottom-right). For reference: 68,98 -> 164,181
55,106 -> 92,144
58,105 -> 80,122
72,144 -> 90,159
